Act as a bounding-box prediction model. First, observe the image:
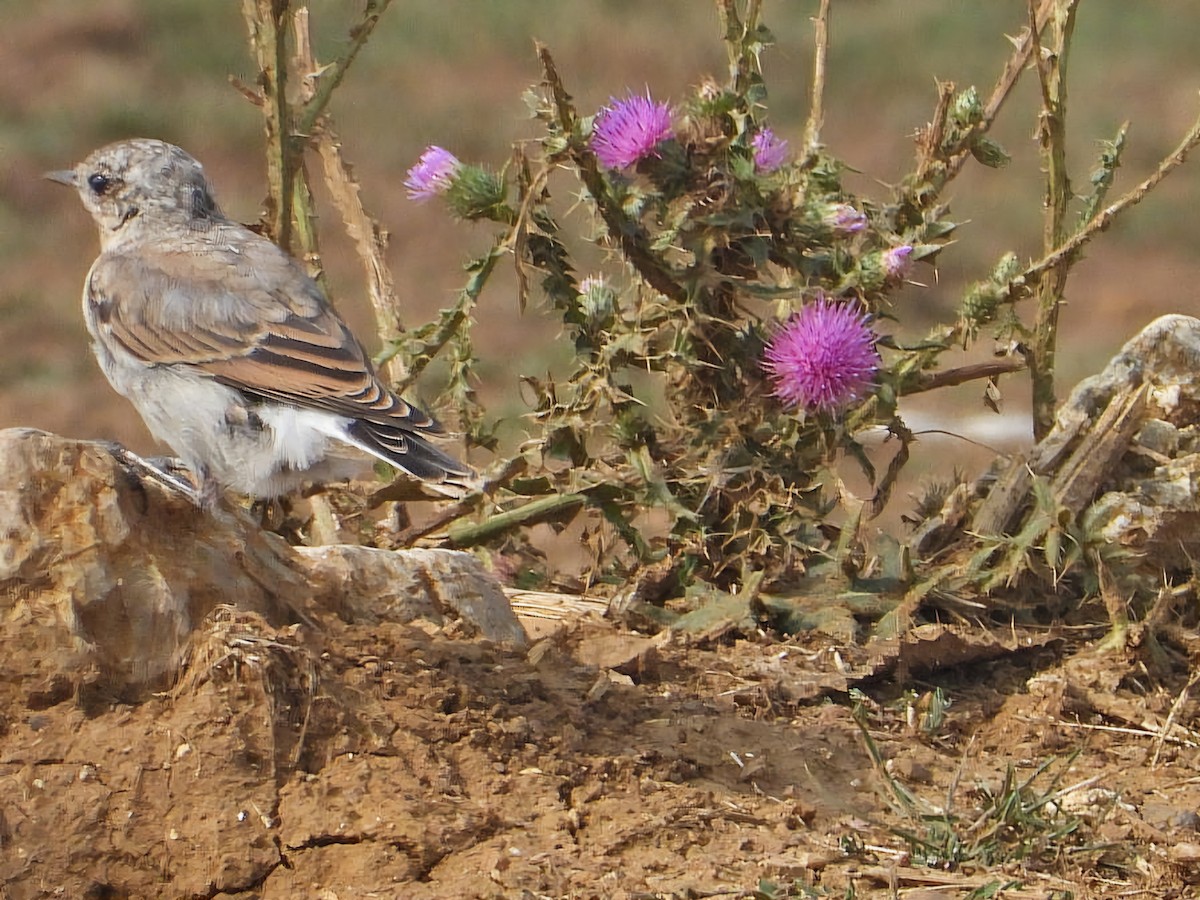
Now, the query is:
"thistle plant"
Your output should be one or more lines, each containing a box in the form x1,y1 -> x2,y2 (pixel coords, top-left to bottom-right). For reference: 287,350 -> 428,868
239,0 -> 1200,628
750,128 -> 789,173
591,92 -> 674,170
392,4 -> 959,596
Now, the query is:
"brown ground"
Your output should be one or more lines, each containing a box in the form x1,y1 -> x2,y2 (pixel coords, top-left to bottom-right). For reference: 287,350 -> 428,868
4,602 -> 1200,899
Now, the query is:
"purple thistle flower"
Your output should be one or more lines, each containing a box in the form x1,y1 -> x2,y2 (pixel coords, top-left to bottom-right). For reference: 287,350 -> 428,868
405,145 -> 462,201
884,245 -> 914,280
751,128 -> 790,172
823,202 -> 868,234
762,297 -> 881,411
591,91 -> 673,170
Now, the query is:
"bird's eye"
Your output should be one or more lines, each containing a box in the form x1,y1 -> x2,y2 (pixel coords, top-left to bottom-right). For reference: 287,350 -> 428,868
87,173 -> 112,195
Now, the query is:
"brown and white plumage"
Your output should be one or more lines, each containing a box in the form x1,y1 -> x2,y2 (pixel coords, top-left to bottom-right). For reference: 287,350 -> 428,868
48,138 -> 470,502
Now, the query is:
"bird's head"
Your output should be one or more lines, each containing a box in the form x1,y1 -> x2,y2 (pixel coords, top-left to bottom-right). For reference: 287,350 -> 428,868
47,138 -> 223,248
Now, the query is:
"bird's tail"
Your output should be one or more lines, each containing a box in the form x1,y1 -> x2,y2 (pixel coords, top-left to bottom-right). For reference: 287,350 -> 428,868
345,418 -> 475,491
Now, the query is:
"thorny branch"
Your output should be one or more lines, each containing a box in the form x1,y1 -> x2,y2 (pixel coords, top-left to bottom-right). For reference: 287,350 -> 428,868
912,0 -> 1056,200
297,0 -> 396,136
942,0 -> 1058,184
1028,0 -> 1079,440
1020,106 -> 1200,296
905,359 -> 1027,395
716,0 -> 764,97
241,0 -> 294,251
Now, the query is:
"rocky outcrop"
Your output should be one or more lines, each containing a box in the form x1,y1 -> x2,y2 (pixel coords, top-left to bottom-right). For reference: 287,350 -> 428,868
0,428 -> 525,698
915,314 -> 1200,571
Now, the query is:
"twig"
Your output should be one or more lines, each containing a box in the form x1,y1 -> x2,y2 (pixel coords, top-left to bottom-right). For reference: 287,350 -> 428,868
908,0 -> 1055,206
903,358 -> 1026,395
1041,773 -> 1103,804
912,82 -> 955,191
1022,717 -> 1200,748
942,0 -> 1057,184
286,9 -> 329,288
387,456 -> 526,545
1019,106 -> 1200,291
240,0 -> 294,251
314,132 -> 407,380
388,242 -> 506,391
289,7 -> 406,382
297,0 -> 395,136
1151,668 -> 1200,768
801,0 -> 831,165
505,146 -> 555,313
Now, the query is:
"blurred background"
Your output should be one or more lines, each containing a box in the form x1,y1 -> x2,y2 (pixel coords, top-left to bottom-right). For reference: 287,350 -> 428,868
3,0 -> 1199,529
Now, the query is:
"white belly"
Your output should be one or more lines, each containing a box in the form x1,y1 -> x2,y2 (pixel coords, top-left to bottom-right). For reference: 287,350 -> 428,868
95,345 -> 370,496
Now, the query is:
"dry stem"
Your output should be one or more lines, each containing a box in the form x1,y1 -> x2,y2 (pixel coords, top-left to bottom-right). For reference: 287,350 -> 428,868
801,0 -> 831,166
942,0 -> 1058,184
240,0 -> 294,250
905,358 -> 1027,395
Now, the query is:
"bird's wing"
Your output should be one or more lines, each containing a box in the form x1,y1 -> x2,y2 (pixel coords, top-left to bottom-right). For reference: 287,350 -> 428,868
86,232 -> 471,479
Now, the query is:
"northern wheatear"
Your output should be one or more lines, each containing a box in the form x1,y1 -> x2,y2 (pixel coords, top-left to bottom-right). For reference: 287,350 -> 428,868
48,138 -> 470,506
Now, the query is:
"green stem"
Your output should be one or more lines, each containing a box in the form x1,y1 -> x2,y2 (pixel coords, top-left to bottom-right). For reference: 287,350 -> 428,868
448,493 -> 587,547
388,242 -> 506,392
1028,0 -> 1079,440
1024,111 -> 1200,282
289,160 -> 332,295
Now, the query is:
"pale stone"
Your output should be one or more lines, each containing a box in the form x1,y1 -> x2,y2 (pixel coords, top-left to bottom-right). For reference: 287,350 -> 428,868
956,316 -> 1200,568
294,544 -> 528,647
0,429 -> 524,697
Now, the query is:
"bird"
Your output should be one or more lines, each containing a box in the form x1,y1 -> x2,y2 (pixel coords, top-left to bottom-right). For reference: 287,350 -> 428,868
47,138 -> 471,507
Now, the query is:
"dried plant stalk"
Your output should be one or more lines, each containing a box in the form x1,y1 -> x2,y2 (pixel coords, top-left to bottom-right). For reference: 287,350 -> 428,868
240,0 -> 295,251
1028,0 -> 1080,440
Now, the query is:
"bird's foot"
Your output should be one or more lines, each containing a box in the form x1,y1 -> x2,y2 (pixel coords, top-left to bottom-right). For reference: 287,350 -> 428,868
103,443 -> 205,506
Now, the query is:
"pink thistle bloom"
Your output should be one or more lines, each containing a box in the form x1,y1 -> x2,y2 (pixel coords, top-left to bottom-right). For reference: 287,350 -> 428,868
405,145 -> 462,201
751,128 -> 790,172
762,297 -> 881,411
884,245 -> 914,280
823,202 -> 868,234
591,91 -> 673,170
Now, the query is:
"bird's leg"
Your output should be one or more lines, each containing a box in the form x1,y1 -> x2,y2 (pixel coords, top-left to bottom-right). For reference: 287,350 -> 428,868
195,466 -> 225,511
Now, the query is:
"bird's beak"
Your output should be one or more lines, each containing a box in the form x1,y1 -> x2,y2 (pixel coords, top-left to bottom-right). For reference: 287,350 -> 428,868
44,169 -> 77,187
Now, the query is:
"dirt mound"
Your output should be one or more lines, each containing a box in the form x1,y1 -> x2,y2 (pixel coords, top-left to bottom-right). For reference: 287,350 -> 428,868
3,599 -> 1200,898
0,605 -> 862,898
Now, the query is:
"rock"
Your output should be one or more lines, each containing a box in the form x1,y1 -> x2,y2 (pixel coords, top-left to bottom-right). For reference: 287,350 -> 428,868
951,316 -> 1200,567
296,544 -> 528,647
568,630 -> 665,678
0,428 -> 308,697
0,429 -> 525,698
